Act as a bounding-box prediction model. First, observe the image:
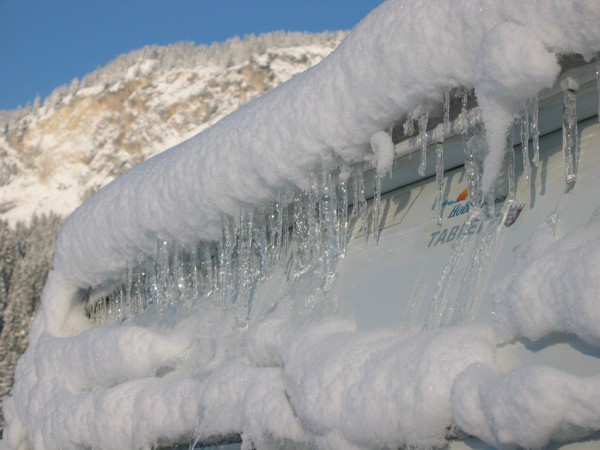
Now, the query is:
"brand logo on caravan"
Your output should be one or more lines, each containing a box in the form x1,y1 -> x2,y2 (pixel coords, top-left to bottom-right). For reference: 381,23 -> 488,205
442,188 -> 471,218
442,188 -> 509,220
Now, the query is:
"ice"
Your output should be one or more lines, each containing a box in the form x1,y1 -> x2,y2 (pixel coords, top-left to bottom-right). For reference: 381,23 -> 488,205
463,109 -> 484,207
6,1 -> 600,449
353,170 -> 369,239
433,124 -> 445,226
520,107 -> 531,185
336,177 -> 348,258
220,214 -> 235,307
443,91 -> 451,136
417,112 -> 429,176
597,60 -> 600,123
372,175 -> 382,242
317,169 -> 338,272
506,123 -> 516,201
562,78 -> 580,190
402,117 -> 414,136
530,96 -> 541,166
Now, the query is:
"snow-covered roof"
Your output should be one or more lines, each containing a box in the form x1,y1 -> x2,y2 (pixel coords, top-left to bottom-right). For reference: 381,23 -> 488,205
53,0 -> 600,289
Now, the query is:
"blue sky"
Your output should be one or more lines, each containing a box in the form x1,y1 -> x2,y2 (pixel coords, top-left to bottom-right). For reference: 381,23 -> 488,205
0,0 -> 383,110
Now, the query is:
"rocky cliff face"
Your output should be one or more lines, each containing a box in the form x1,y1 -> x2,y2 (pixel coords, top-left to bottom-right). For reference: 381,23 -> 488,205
0,31 -> 344,223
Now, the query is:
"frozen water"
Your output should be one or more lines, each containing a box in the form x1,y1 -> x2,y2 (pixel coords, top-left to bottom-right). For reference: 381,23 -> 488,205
562,80 -> 580,189
372,175 -> 382,241
417,112 -> 430,176
433,124 -> 445,226
530,96 -> 541,166
6,1 -> 600,449
443,91 -> 451,137
520,107 -> 531,185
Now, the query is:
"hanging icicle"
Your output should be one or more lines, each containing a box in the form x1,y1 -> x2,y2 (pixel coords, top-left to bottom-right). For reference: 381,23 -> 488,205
403,117 -> 415,136
220,214 -> 235,307
337,177 -> 348,258
506,122 -> 516,201
530,96 -> 540,166
318,169 -> 338,272
520,107 -> 531,185
355,169 -> 369,240
597,60 -> 600,123
372,175 -> 382,243
457,89 -> 469,136
443,91 -> 451,137
417,112 -> 429,176
433,125 -> 445,226
236,210 -> 254,320
561,77 -> 580,190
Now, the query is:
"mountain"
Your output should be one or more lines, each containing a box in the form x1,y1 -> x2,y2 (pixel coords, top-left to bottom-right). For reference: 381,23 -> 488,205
0,31 -> 345,224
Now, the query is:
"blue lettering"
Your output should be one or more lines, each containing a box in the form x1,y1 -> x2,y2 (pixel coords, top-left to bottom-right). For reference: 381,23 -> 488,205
428,231 -> 440,247
448,202 -> 470,218
447,225 -> 460,242
434,229 -> 448,246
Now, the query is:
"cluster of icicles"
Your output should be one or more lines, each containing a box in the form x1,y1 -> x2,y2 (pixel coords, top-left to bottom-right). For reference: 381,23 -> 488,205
87,167 -> 370,324
87,72 -> 591,325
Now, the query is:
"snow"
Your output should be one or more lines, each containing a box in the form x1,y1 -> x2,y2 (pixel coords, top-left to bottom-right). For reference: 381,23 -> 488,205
4,0 -> 600,449
494,208 -> 600,347
452,363 -> 600,449
50,0 -> 600,290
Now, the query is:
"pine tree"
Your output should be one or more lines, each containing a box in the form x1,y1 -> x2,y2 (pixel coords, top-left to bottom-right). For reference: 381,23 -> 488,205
0,214 -> 62,436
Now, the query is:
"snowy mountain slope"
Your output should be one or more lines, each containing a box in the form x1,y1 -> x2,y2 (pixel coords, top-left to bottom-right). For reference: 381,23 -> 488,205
0,32 -> 344,224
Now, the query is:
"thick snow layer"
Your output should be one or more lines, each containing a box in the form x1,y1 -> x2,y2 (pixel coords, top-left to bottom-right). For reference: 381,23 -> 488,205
5,0 -> 600,449
453,363 -> 600,449
494,208 -> 600,347
52,0 -> 600,289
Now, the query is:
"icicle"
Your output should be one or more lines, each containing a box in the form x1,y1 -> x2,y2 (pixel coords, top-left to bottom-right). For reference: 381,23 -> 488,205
561,77 -> 580,190
238,211 -> 254,290
281,200 -> 290,260
220,214 -> 235,307
403,117 -> 415,136
274,196 -> 284,267
417,112 -> 429,176
443,91 -> 451,136
506,123 -> 516,201
424,209 -> 494,330
264,203 -> 278,275
355,170 -> 369,239
307,171 -> 321,266
190,246 -> 199,300
156,239 -> 170,315
520,107 -> 531,185
372,175 -> 382,243
433,125 -> 445,226
337,177 -> 348,258
236,210 -> 254,320
530,96 -> 540,166
457,89 -> 469,136
463,126 -> 482,207
597,60 -> 600,123
171,244 -> 186,305
318,169 -> 338,272
293,189 -> 312,274
350,173 -> 358,218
